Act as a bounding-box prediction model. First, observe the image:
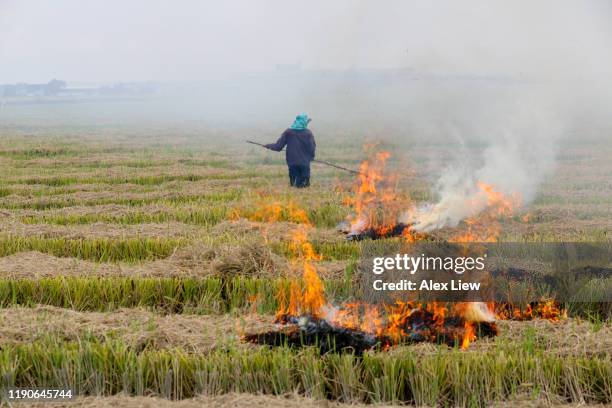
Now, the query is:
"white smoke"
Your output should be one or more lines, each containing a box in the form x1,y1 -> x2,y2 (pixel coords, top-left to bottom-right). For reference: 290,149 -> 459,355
408,90 -> 561,232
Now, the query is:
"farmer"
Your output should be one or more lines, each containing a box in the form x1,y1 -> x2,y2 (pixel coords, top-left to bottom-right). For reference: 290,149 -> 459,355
265,114 -> 316,188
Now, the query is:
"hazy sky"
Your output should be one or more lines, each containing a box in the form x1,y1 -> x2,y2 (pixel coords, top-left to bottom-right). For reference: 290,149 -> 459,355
1,0 -> 612,83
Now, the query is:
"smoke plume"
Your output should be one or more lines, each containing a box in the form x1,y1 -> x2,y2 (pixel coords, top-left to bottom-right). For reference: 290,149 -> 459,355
409,90 -> 561,231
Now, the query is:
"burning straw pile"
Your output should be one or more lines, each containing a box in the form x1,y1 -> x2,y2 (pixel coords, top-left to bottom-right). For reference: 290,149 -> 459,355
243,204 -> 564,353
244,149 -> 565,354
337,149 -> 520,243
246,302 -> 499,355
243,201 -> 502,354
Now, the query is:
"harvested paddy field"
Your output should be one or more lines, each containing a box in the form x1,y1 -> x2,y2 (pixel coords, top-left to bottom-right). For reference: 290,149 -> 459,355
0,133 -> 610,407
0,305 -> 610,356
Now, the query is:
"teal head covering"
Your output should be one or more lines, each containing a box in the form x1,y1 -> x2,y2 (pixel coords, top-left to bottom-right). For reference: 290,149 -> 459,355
289,114 -> 311,130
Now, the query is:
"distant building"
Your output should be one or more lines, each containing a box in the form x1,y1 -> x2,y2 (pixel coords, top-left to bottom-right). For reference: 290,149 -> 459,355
0,79 -> 157,98
0,79 -> 66,97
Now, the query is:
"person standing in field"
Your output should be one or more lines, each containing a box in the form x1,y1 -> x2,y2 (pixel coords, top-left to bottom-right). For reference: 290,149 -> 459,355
265,114 -> 316,188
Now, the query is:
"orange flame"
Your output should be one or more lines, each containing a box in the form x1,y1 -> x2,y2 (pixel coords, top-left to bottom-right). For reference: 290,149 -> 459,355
262,203 -> 327,319
461,322 -> 476,349
495,300 -> 565,321
450,182 -> 521,243
344,149 -> 419,240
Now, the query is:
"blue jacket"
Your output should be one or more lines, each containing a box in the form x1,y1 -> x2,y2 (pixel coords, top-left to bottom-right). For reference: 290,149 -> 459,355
265,128 -> 316,166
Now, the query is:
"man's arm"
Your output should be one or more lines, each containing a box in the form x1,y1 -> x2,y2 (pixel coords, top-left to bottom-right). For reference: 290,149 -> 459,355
264,132 -> 287,152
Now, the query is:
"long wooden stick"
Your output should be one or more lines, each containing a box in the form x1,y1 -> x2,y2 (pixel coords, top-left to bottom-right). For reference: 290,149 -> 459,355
246,140 -> 361,175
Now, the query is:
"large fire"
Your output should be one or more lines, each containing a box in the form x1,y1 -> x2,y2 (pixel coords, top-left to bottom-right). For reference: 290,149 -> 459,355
246,199 -> 562,352
243,150 -> 564,353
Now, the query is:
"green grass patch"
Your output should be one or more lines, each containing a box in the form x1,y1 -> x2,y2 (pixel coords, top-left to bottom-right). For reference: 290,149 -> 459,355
0,147 -> 77,159
0,277 -> 351,314
0,340 -> 610,405
0,189 -> 244,210
7,170 -> 285,188
178,158 -> 232,168
0,237 -> 184,262
15,174 -> 204,187
507,229 -> 610,242
11,159 -> 175,170
21,207 -> 229,227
